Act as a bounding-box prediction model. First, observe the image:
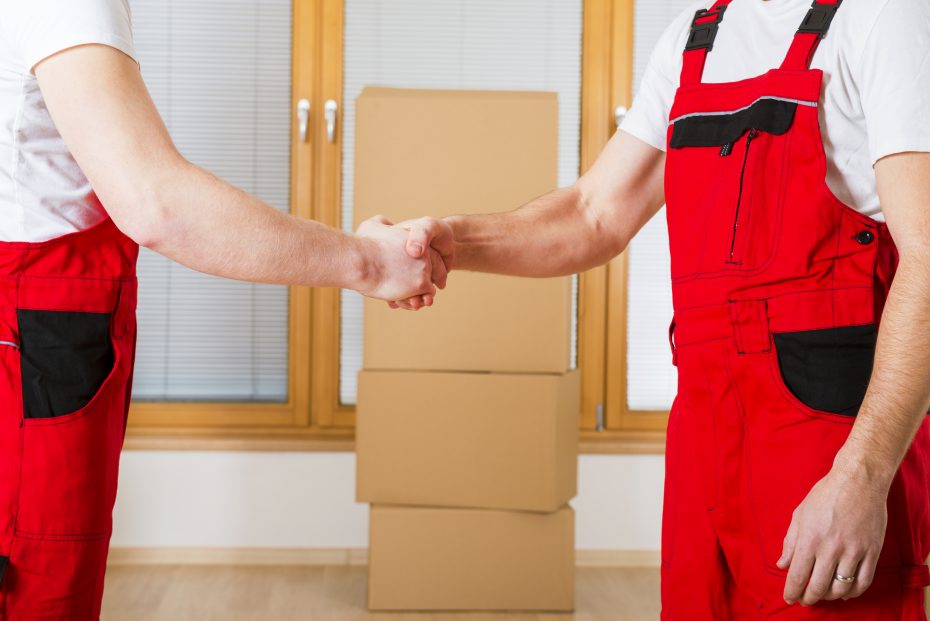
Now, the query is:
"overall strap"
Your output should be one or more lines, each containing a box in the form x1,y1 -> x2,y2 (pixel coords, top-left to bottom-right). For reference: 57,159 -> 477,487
680,0 -> 736,87
780,0 -> 843,70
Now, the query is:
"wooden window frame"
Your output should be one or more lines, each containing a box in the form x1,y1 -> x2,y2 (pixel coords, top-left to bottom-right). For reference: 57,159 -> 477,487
126,0 -> 665,455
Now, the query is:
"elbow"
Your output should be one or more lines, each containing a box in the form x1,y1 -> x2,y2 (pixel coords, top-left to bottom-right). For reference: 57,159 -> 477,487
573,182 -> 629,263
104,186 -> 172,250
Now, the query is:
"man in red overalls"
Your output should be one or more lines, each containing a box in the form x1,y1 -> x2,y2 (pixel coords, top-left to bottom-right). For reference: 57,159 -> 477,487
400,0 -> 930,617
1,2 -> 446,615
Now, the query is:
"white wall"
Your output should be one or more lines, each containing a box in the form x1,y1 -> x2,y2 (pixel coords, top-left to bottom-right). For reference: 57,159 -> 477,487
111,452 -> 663,551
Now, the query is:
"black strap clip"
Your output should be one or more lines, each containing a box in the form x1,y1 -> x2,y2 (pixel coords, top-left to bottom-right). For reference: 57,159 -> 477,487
685,5 -> 727,52
798,0 -> 842,39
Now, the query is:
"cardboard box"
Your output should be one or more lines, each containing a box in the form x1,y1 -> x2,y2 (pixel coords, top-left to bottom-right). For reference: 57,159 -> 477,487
368,505 -> 575,612
355,87 -> 573,374
356,370 -> 579,512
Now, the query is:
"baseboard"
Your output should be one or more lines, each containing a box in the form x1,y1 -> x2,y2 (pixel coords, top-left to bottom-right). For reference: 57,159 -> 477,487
107,547 -> 369,567
107,547 -> 660,568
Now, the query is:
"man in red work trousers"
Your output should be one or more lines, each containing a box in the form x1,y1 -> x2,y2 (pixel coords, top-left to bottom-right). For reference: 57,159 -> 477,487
0,0 -> 448,617
398,0 -> 930,618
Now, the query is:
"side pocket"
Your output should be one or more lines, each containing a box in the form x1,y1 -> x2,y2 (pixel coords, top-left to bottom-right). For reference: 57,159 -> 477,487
17,310 -> 114,419
771,323 -> 876,416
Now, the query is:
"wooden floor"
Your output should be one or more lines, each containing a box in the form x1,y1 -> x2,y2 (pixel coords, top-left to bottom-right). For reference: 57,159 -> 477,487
101,565 -> 660,621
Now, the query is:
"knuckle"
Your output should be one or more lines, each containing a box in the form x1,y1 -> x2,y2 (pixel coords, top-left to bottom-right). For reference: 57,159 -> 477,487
810,584 -> 828,598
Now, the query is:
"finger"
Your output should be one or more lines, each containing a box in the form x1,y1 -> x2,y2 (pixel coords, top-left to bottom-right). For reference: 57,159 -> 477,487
394,299 -> 417,311
784,545 -> 815,605
387,301 -> 399,309
845,549 -> 877,599
778,517 -> 800,570
420,293 -> 434,307
357,214 -> 392,234
800,553 -> 837,606
429,248 -> 448,289
826,553 -> 860,601
406,218 -> 454,264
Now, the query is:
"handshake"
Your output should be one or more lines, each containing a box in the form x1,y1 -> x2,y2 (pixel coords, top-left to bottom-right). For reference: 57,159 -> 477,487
353,214 -> 455,310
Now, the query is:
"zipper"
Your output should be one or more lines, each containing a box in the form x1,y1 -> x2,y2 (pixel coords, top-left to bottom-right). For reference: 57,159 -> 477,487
725,128 -> 758,263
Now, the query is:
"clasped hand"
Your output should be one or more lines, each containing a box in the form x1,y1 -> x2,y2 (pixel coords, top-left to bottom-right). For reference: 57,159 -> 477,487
354,215 -> 453,309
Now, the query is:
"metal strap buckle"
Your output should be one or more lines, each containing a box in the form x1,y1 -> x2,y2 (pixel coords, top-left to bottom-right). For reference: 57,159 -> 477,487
797,0 -> 842,39
685,5 -> 727,52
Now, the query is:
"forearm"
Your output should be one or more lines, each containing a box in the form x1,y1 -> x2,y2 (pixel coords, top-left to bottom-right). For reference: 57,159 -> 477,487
446,185 -> 623,277
834,252 -> 930,488
443,131 -> 666,278
133,160 -> 371,289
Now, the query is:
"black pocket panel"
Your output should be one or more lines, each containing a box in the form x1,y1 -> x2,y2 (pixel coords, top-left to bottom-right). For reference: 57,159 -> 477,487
18,309 -> 114,419
773,324 -> 877,416
670,97 -> 797,148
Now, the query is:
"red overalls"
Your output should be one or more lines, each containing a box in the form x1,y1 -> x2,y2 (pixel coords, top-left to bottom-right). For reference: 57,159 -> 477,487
662,0 -> 930,618
0,215 -> 138,618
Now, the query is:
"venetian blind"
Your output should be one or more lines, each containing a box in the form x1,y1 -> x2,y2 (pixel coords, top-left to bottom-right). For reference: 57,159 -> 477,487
626,0 -> 695,410
339,0 -> 583,405
128,0 -> 291,401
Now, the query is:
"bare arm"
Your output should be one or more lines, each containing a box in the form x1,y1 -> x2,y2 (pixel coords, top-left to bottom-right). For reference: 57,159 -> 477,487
400,128 -> 666,280
780,151 -> 930,605
35,44 -> 438,301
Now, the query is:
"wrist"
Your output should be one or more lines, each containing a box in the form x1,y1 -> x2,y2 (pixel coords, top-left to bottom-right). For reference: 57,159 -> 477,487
443,215 -> 468,270
347,235 -> 383,294
832,445 -> 897,495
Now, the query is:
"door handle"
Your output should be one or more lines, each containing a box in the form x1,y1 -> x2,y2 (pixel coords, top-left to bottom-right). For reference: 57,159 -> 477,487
614,105 -> 628,130
297,99 -> 310,142
324,99 -> 338,144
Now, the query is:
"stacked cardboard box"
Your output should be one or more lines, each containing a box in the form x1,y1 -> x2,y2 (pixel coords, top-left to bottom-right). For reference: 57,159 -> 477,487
354,87 -> 578,612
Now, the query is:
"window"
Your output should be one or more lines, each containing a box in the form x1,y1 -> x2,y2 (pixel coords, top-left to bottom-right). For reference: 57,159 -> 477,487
125,0 -> 655,454
131,0 -> 292,404
601,0 -> 694,446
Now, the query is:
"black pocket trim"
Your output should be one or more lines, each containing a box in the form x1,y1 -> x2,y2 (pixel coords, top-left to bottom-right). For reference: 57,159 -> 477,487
772,324 -> 876,416
670,98 -> 797,148
18,310 -> 114,419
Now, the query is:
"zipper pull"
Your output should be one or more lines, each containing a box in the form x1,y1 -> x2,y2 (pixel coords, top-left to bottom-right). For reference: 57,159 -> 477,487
719,142 -> 733,157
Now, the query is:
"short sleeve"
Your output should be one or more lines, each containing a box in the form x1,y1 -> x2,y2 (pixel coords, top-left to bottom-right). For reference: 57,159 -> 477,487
856,0 -> 930,164
618,8 -> 692,152
7,0 -> 136,74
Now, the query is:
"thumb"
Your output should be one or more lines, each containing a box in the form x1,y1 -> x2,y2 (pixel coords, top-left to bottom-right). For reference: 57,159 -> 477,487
405,226 -> 430,258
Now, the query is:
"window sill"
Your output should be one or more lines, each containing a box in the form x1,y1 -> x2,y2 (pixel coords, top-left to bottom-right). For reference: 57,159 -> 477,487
123,427 -> 666,454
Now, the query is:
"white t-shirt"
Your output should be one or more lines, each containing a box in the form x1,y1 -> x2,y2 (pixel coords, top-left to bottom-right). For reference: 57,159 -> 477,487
620,0 -> 930,221
0,0 -> 136,242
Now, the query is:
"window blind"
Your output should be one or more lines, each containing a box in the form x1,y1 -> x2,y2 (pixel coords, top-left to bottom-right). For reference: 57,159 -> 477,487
339,0 -> 583,405
625,0 -> 695,410
129,0 -> 291,401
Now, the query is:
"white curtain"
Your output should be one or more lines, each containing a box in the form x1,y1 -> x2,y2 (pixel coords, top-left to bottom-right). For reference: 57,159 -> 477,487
339,0 -> 584,405
128,0 -> 292,401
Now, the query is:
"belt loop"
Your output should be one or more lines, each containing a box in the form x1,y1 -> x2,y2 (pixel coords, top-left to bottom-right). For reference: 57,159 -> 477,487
902,564 -> 930,590
728,299 -> 771,355
668,317 -> 678,367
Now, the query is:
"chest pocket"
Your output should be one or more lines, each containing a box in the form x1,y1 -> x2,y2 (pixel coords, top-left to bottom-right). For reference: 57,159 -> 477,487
665,97 -> 796,281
